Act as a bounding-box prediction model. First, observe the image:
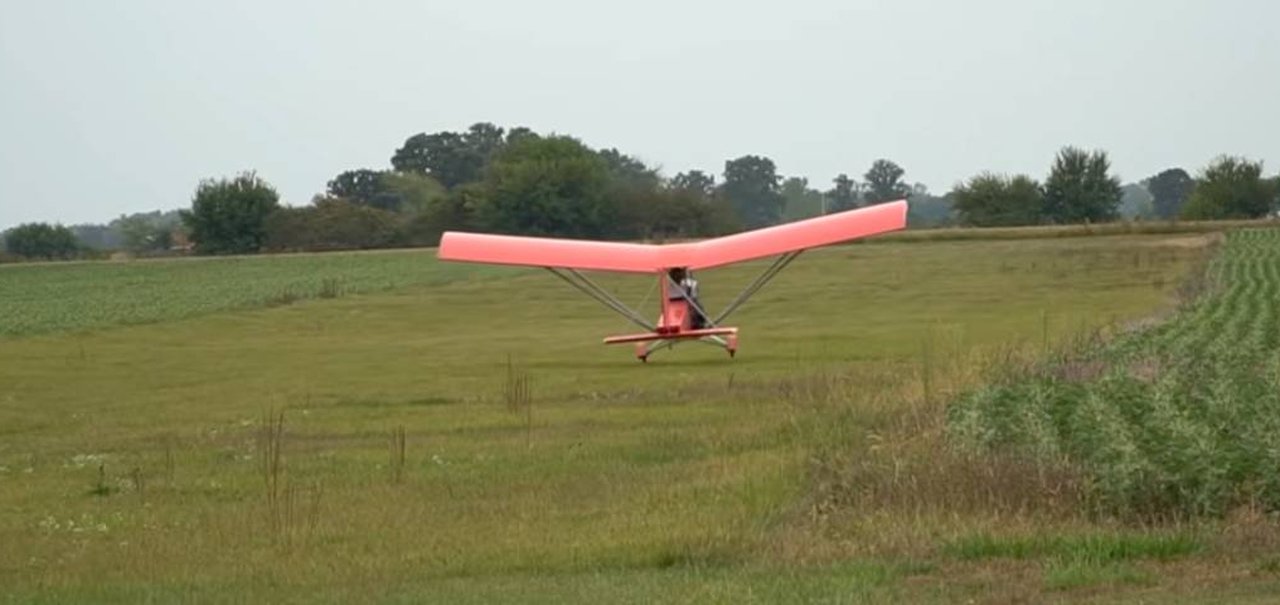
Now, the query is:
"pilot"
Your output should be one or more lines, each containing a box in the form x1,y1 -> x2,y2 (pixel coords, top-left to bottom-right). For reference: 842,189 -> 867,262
667,267 -> 705,328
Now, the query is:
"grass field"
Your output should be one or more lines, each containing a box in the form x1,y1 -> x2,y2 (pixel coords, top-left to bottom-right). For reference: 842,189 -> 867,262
3,231 -> 1280,602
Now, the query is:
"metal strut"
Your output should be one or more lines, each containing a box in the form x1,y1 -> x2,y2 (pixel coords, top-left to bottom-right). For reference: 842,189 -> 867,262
546,268 -> 656,332
642,333 -> 727,357
711,250 -> 803,325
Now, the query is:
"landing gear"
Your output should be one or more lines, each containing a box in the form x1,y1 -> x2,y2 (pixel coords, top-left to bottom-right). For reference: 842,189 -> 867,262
727,334 -> 738,358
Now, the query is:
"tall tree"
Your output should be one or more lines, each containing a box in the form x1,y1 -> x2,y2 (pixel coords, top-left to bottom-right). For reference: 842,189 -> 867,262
400,182 -> 482,246
377,172 -> 448,215
3,223 -> 81,260
862,159 -> 911,205
390,122 -> 508,188
720,155 -> 785,229
1181,156 -> 1273,220
826,173 -> 859,212
670,170 -> 716,198
181,171 -> 280,254
505,126 -> 538,145
951,173 -> 1043,227
598,149 -> 662,238
326,169 -> 388,208
1042,147 -> 1122,223
475,135 -> 613,237
1143,168 -> 1195,219
780,177 -> 824,221
598,148 -> 660,192
465,122 -> 507,160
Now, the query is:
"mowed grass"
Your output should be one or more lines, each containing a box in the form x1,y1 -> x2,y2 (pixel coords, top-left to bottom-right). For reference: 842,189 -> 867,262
2,233 -> 1274,602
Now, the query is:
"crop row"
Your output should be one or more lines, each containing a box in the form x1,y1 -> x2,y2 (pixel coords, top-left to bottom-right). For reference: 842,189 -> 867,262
948,228 -> 1280,517
0,251 -> 512,338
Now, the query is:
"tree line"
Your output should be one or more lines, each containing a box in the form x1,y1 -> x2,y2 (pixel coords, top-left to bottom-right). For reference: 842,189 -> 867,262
950,149 -> 1280,227
4,122 -> 1279,260
173,123 -> 952,255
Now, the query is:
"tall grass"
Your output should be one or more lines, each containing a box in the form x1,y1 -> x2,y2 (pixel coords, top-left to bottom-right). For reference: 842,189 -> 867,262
948,228 -> 1280,517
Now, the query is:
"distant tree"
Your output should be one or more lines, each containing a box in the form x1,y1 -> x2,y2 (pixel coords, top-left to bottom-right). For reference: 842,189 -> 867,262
826,173 -> 860,212
466,122 -> 507,159
862,160 -> 911,205
1143,168 -> 1196,219
670,170 -> 716,198
505,126 -> 538,145
598,149 -> 663,238
904,183 -> 954,227
264,197 -> 399,252
390,122 -> 508,188
951,173 -> 1044,227
70,224 -> 121,250
1181,156 -> 1273,220
780,177 -> 824,221
118,214 -> 173,252
475,135 -> 613,237
599,149 -> 659,188
721,155 -> 785,229
907,194 -> 955,228
3,223 -> 81,260
1119,184 -> 1156,219
1042,147 -> 1122,223
391,131 -> 468,186
641,171 -> 739,238
327,169 -> 389,208
376,172 -> 448,215
181,171 -> 280,254
1272,176 -> 1280,213
399,184 -> 479,246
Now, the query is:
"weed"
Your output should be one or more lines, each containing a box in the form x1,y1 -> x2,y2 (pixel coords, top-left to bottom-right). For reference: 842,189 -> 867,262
1043,558 -> 1152,591
131,466 -> 145,502
389,425 -> 406,484
504,356 -> 533,448
88,462 -> 114,497
318,277 -> 343,299
944,532 -> 1202,562
254,410 -> 324,547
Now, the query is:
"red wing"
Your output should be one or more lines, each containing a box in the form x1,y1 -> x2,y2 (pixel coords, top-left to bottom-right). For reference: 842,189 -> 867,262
437,232 -> 667,273
685,200 -> 908,270
437,200 -> 907,272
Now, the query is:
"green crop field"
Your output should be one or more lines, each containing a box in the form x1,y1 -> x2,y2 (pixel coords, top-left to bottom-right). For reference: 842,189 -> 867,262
3,231 -> 1280,603
0,251 -> 517,338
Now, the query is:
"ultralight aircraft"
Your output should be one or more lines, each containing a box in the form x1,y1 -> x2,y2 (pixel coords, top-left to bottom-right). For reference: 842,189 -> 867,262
438,199 -> 908,361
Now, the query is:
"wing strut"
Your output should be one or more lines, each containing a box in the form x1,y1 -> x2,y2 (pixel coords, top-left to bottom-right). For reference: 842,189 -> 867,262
711,250 -> 803,325
546,268 -> 656,332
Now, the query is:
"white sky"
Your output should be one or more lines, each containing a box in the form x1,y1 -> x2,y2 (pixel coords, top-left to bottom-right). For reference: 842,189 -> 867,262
2,0 -> 1277,228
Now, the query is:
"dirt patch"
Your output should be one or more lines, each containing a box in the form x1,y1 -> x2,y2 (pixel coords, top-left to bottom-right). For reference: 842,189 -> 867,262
1145,233 -> 1221,249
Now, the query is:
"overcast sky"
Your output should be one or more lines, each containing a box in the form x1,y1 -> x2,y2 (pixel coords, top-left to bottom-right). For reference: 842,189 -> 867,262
2,0 -> 1277,228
